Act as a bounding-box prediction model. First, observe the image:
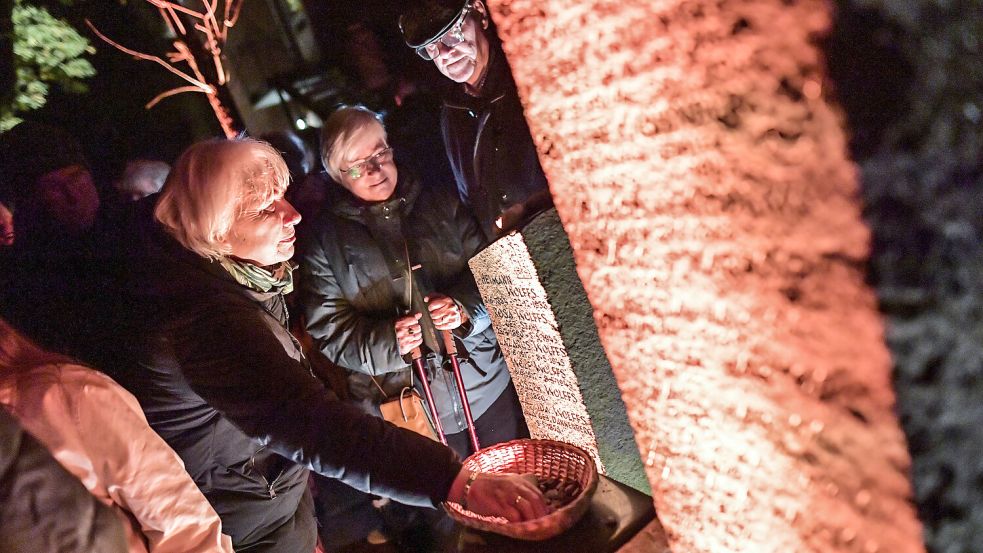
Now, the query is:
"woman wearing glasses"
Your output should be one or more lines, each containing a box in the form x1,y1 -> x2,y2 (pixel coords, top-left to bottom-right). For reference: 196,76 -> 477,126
299,105 -> 529,460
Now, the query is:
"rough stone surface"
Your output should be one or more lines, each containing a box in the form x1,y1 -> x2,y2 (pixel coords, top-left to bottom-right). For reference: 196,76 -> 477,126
470,208 -> 651,494
522,210 -> 651,495
825,3 -> 983,553
489,1 -> 924,552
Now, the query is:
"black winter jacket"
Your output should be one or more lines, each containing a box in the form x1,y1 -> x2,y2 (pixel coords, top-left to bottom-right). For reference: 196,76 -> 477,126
298,177 -> 512,434
105,201 -> 461,553
441,44 -> 552,242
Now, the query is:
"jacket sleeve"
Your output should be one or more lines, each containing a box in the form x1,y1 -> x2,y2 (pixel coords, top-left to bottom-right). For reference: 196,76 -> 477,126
71,373 -> 235,553
169,305 -> 462,508
436,192 -> 491,337
441,107 -> 471,206
299,233 -> 409,375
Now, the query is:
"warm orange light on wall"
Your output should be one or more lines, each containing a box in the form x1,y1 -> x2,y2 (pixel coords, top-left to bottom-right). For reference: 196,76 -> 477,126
490,0 -> 924,551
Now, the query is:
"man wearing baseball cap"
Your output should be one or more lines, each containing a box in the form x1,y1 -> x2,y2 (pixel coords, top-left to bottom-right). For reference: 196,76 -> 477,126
400,0 -> 552,242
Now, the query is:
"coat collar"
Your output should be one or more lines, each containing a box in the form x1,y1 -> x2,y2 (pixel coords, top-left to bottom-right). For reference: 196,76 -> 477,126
443,45 -> 510,110
329,174 -> 421,222
145,218 -> 282,305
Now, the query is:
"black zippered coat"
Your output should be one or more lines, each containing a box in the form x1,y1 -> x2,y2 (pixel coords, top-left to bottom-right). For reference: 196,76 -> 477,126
440,45 -> 551,242
105,200 -> 461,553
298,177 -> 512,434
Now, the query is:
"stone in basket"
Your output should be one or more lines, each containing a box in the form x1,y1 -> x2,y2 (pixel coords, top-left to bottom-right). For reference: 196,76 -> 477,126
443,438 -> 599,541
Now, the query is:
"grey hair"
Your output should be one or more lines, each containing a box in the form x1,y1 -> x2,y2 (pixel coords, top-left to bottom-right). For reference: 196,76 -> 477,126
115,159 -> 170,199
320,105 -> 388,182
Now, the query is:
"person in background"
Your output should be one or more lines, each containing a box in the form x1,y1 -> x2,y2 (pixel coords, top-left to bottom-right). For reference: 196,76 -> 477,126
0,317 -> 234,553
114,159 -> 170,201
399,0 -> 553,242
340,18 -> 456,198
0,201 -> 13,248
0,120 -> 112,363
106,137 -> 547,552
0,408 -> 127,553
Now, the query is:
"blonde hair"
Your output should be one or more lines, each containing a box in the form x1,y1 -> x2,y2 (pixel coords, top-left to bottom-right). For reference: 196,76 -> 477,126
0,318 -> 73,375
154,138 -> 290,260
320,105 -> 388,182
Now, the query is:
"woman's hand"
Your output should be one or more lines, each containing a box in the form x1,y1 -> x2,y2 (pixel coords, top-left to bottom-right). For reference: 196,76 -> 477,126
426,294 -> 469,331
448,469 -> 551,522
394,312 -> 423,355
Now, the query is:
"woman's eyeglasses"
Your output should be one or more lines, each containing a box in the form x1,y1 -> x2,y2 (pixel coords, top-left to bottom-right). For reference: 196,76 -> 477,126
343,147 -> 394,179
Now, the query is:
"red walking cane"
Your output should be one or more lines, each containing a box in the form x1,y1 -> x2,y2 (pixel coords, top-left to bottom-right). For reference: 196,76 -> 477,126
403,256 -> 481,452
409,344 -> 447,445
441,329 -> 480,452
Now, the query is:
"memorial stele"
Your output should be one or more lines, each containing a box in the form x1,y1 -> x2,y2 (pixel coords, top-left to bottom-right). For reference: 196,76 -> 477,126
469,209 -> 650,494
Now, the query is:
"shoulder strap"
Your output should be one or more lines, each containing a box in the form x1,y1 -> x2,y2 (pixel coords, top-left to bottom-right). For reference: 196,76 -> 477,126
369,370 -> 415,401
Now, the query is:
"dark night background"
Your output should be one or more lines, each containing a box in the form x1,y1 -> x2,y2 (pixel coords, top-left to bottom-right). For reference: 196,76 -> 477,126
825,2 -> 982,552
3,1 -> 982,552
6,0 -> 450,187
9,0 -> 223,184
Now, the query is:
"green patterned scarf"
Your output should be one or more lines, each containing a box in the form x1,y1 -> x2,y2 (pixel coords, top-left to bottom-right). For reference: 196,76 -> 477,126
218,257 -> 295,295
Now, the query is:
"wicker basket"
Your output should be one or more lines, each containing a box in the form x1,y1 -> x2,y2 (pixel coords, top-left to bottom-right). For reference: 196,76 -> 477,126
443,439 -> 599,541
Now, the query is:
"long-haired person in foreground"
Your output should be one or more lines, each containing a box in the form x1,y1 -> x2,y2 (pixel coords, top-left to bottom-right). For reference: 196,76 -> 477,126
105,137 -> 547,552
0,318 -> 234,552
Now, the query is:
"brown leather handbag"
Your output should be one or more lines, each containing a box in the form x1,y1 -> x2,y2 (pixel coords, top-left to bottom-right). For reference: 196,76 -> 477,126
372,377 -> 439,441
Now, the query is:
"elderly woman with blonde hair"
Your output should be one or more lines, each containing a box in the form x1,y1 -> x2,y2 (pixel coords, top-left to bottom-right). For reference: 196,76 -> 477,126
104,137 -> 547,552
0,317 -> 234,552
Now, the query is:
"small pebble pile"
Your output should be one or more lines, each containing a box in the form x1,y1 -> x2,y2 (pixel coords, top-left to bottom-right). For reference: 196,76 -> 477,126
537,476 -> 582,509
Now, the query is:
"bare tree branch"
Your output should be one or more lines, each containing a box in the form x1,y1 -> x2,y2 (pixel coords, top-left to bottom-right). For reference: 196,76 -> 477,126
146,85 -> 205,109
84,20 -> 212,91
146,0 -> 205,23
85,0 -> 240,138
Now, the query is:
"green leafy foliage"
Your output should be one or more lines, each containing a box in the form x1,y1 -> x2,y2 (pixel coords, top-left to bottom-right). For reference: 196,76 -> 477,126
1,0 -> 96,131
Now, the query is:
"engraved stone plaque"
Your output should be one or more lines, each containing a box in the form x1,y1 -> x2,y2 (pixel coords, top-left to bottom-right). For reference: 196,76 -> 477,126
470,208 -> 650,493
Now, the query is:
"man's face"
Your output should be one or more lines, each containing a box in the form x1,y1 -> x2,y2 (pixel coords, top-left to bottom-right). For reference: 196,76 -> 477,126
36,164 -> 100,234
429,8 -> 490,87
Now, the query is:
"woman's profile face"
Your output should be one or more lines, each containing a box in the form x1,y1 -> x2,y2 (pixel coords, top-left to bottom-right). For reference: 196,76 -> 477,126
337,122 -> 398,203
223,192 -> 302,267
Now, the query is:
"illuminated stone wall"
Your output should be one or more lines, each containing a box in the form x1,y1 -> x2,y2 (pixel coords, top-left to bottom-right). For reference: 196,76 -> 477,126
488,1 -> 924,552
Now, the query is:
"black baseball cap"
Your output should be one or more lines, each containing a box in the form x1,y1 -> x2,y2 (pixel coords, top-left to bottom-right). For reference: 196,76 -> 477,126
399,0 -> 470,49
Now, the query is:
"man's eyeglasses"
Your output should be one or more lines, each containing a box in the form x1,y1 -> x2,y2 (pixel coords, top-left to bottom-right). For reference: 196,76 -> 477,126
343,147 -> 394,179
416,7 -> 472,60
